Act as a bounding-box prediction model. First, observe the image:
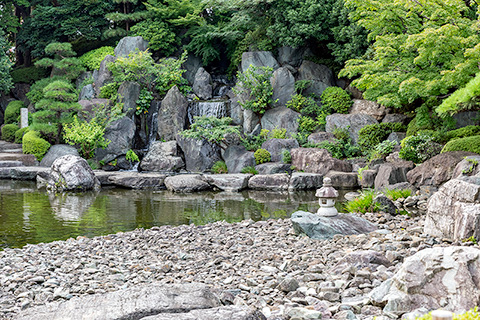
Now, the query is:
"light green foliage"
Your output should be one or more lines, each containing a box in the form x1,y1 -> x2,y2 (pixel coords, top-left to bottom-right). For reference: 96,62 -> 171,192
241,166 -> 258,175
240,129 -> 270,152
437,73 -> 480,117
132,20 -> 177,56
99,82 -> 120,100
294,80 -> 312,95
136,88 -> 153,115
10,66 -> 49,85
79,46 -> 115,71
180,116 -> 241,149
254,148 -> 271,165
126,149 -> 139,162
270,128 -> 287,139
233,66 -> 276,116
442,135 -> 480,155
383,188 -> 412,201
282,149 -> 292,164
415,307 -> 479,320
462,157 -> 478,174
357,165 -> 368,181
358,123 -> 406,153
368,140 -> 397,161
4,101 -> 24,125
22,130 -> 51,161
445,126 -> 480,142
63,115 -> 110,159
0,31 -> 13,93
286,94 -> 320,117
344,189 -> 382,214
298,116 -> 318,134
211,161 -> 228,174
340,0 -> 480,109
14,127 -> 29,144
320,87 -> 352,114
399,133 -> 442,163
35,42 -> 85,80
307,128 -> 361,159
1,124 -> 18,142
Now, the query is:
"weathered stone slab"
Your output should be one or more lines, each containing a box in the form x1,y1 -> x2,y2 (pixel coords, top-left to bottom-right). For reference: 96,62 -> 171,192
248,173 -> 290,191
204,174 -> 251,192
326,171 -> 358,189
291,148 -> 352,175
107,172 -> 167,189
288,172 -> 323,191
0,166 -> 48,180
143,306 -> 266,320
164,174 -> 211,193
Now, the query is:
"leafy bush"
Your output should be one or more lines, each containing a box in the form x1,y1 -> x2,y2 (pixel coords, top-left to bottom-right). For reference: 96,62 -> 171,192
369,140 -> 397,161
436,72 -> 480,116
63,116 -> 110,159
298,116 -> 318,134
1,124 -> 19,142
131,20 -> 177,56
445,126 -> 480,142
344,190 -> 383,214
399,133 -> 443,163
10,66 -> 49,84
136,88 -> 153,115
442,135 -> 480,155
22,130 -> 51,161
240,129 -> 270,151
79,46 -> 114,71
233,65 -> 276,115
14,127 -> 29,144
126,149 -> 139,163
286,94 -> 320,116
320,87 -> 352,114
316,140 -> 361,160
180,116 -> 241,150
358,123 -> 406,152
4,101 -> 24,124
270,128 -> 287,139
383,188 -> 412,201
241,166 -> 258,175
211,161 -> 228,174
282,149 -> 291,164
254,148 -> 271,164
99,82 -> 120,100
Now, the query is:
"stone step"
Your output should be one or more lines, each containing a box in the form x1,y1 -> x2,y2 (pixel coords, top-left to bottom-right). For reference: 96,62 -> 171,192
0,140 -> 22,152
0,166 -> 49,180
2,148 -> 23,153
0,160 -> 24,168
0,153 -> 38,166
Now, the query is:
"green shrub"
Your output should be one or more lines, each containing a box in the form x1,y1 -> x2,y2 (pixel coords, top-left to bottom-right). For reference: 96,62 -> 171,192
316,140 -> 361,160
298,115 -> 318,134
320,87 -> 352,114
344,190 -> 383,214
22,130 -> 51,161
14,127 -> 29,144
383,188 -> 412,201
79,46 -> 114,71
4,100 -> 24,124
126,149 -> 139,163
442,135 -> 480,155
63,115 -> 110,159
136,88 -> 154,115
270,128 -> 287,139
399,133 -> 443,163
445,125 -> 480,141
369,140 -> 397,161
282,149 -> 292,164
436,72 -> 480,116
286,94 -> 320,117
254,148 -> 271,164
1,124 -> 19,142
10,66 -> 49,84
241,166 -> 258,175
241,129 -> 270,151
99,82 -> 120,100
211,161 -> 228,174
358,123 -> 406,152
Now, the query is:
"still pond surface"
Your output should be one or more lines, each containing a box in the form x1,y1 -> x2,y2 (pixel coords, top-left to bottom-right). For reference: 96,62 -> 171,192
0,180 -> 346,250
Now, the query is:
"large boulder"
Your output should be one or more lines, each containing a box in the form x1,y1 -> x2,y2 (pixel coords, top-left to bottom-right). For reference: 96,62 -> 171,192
157,86 -> 188,142
40,145 -> 79,167
325,113 -> 378,144
193,67 -> 213,100
424,177 -> 480,240
227,90 -> 244,126
291,148 -> 352,175
261,107 -> 300,134
261,138 -> 299,162
307,132 -> 336,145
326,171 -> 359,189
177,136 -> 221,172
139,141 -> 184,172
277,46 -> 307,68
452,155 -> 480,178
248,173 -> 290,190
296,61 -> 335,97
407,151 -> 478,188
114,36 -> 148,58
223,145 -> 256,174
78,99 -> 112,121
349,99 -> 386,121
47,155 -> 100,192
288,172 -> 323,191
241,51 -> 279,72
95,116 -> 136,163
94,55 -> 115,97
370,246 -> 480,316
118,81 -> 141,118
203,174 -> 251,192
255,163 -> 292,175
374,161 -> 415,190
271,67 -> 295,107
164,174 -> 211,192
107,172 -> 167,189
183,54 -> 202,85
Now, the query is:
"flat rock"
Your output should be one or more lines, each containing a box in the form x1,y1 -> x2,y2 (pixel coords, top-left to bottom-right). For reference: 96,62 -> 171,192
0,152 -> 38,166
164,174 -> 211,193
143,306 -> 266,320
255,163 -> 292,175
326,171 -> 359,189
248,173 -> 290,191
107,172 -> 167,189
0,160 -> 23,167
291,211 -> 378,240
0,166 -> 48,180
203,174 -> 251,192
288,172 -> 324,191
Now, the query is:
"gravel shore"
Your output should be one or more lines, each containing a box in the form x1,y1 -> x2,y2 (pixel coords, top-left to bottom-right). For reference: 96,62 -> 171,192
0,212 -> 471,320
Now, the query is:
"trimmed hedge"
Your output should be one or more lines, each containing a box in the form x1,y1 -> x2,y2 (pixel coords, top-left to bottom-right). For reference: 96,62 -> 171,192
1,124 -> 19,142
4,100 -> 24,124
254,148 -> 271,165
320,87 -> 352,114
358,122 -> 406,152
79,46 -> 114,71
441,135 -> 480,155
444,125 -> 480,142
10,66 -> 49,84
14,127 -> 29,144
22,130 -> 51,161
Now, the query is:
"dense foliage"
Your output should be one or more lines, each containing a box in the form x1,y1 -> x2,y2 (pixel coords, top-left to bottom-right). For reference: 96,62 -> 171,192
22,130 -> 51,161
0,31 -> 13,93
4,100 -> 24,125
79,46 -> 115,71
179,116 -> 241,149
63,116 -> 111,159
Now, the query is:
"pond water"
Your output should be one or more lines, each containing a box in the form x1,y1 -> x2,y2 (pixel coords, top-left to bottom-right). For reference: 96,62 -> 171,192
0,180 -> 347,250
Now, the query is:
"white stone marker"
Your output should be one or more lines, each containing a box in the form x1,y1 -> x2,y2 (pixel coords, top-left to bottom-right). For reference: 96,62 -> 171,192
20,108 -> 28,128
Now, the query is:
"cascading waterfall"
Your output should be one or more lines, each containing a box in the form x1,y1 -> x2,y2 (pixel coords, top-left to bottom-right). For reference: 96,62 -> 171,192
188,100 -> 228,124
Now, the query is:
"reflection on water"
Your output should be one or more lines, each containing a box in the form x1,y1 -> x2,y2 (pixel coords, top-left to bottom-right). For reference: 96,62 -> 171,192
0,180 -> 345,249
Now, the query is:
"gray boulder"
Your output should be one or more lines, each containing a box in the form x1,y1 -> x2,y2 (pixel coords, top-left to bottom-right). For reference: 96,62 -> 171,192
78,99 -> 112,121
386,132 -> 406,144
158,86 -> 188,142
382,113 -> 411,126
241,51 -> 279,72
118,81 -> 141,118
223,145 -> 256,174
47,155 -> 100,192
114,36 -> 148,58
326,113 -> 378,144
271,67 -> 295,107
164,174 -> 211,193
96,116 -> 136,163
183,54 -> 203,85
94,55 -> 115,97
325,171 -> 359,189
193,67 -> 213,100
140,141 -> 184,172
40,145 -> 79,167
261,107 -> 300,134
350,99 -> 386,121
227,90 -> 244,126
452,155 -> 480,178
296,61 -> 335,97
79,84 -> 95,100
370,247 -> 480,316
277,46 -> 307,68
375,161 -> 415,190
248,173 -> 290,190
261,138 -> 299,162
107,172 -> 167,189
144,306 -> 266,320
177,136 -> 221,172
288,172 -> 324,191
76,71 -> 93,90
291,148 -> 352,175
203,174 -> 252,192
373,194 -> 397,214
243,109 -> 260,135
358,169 -> 377,189
291,211 -> 377,240
453,111 -> 480,129
307,132 -> 336,145
255,163 -> 292,175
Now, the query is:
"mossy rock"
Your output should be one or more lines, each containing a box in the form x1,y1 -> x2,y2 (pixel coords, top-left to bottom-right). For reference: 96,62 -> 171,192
442,135 -> 480,155
1,124 -> 19,142
22,130 -> 51,161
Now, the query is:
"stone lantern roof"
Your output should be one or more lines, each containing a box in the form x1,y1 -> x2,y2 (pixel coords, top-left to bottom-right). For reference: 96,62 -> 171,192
315,177 -> 339,198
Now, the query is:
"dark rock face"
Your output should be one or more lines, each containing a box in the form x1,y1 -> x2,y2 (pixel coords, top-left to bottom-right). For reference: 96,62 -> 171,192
177,135 -> 221,172
40,145 -> 79,167
118,81 -> 141,118
325,113 -> 378,144
373,194 -> 397,214
261,139 -> 299,162
288,172 -> 324,191
375,161 -> 415,190
12,83 -> 31,106
140,141 -> 184,172
183,54 -> 202,85
223,145 -> 256,174
290,211 -> 377,240
291,148 -> 352,175
261,107 -> 300,134
382,113 -> 411,126
296,61 -> 335,97
407,151 -> 478,188
157,86 -> 188,142
255,163 -> 292,175
94,55 -> 115,97
96,117 -> 136,163
277,46 -> 307,68
47,155 -> 100,192
271,67 -> 295,107
193,67 -> 213,100
114,36 -> 148,58
241,51 -> 280,72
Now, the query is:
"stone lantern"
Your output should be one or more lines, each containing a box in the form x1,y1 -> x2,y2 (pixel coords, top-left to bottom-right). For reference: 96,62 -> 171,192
315,177 -> 339,217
